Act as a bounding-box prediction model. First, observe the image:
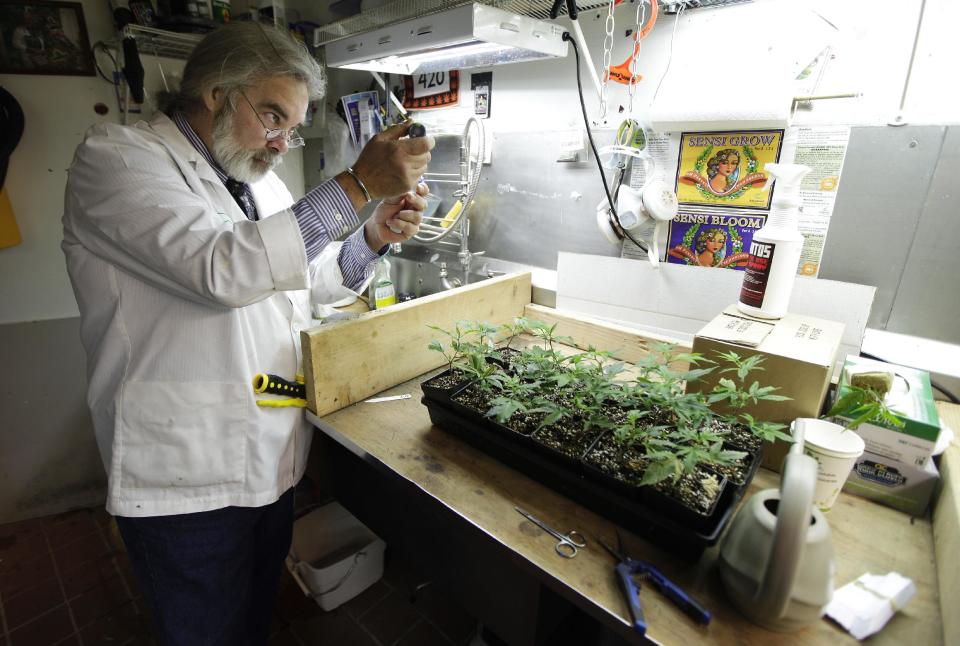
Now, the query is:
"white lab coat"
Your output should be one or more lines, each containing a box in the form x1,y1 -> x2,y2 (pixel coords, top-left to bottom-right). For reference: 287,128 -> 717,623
62,112 -> 361,517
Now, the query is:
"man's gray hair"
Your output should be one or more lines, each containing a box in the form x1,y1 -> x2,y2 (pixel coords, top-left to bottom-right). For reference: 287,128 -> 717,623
160,22 -> 325,114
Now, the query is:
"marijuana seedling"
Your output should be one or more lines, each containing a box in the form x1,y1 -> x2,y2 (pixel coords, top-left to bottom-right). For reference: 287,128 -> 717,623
826,385 -> 905,431
708,352 -> 791,412
460,352 -> 505,394
497,316 -> 531,350
427,320 -> 499,374
427,320 -> 473,374
527,321 -> 574,364
738,413 -> 792,443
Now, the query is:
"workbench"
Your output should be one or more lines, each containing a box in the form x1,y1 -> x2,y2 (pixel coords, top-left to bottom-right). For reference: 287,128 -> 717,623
305,375 -> 955,645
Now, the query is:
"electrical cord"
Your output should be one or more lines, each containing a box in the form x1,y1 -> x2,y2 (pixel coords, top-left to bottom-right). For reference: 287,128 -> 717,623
859,350 -> 959,404
562,32 -> 648,254
92,41 -> 119,84
652,4 -> 684,106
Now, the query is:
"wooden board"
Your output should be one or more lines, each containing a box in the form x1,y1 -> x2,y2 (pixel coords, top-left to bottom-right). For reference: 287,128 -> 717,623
934,402 -> 959,645
523,304 -> 691,365
301,272 -> 532,415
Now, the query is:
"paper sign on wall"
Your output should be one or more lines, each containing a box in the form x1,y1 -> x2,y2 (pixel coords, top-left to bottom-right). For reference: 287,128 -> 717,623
403,71 -> 459,110
412,71 -> 451,98
340,91 -> 382,148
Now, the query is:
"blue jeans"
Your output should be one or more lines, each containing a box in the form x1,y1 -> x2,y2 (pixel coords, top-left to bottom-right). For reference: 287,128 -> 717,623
116,488 -> 295,646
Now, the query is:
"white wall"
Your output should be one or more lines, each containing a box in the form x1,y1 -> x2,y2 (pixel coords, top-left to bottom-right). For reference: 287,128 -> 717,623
1,0 -> 116,323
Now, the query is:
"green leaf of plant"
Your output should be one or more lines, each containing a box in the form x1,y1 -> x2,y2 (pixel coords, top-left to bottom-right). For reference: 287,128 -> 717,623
675,352 -> 709,364
716,350 -> 742,363
679,367 -> 715,382
639,459 -> 678,487
604,362 -> 626,377
718,449 -> 748,462
826,390 -> 870,418
486,397 -> 525,423
766,394 -> 792,402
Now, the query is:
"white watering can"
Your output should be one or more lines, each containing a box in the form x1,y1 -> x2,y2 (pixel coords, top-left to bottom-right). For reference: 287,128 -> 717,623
718,419 -> 835,631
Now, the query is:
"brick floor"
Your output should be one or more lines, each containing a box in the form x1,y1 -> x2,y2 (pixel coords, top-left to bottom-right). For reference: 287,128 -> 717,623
0,507 -> 481,646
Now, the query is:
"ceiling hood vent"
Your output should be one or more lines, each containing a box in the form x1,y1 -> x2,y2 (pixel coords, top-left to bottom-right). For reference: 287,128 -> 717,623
320,3 -> 568,76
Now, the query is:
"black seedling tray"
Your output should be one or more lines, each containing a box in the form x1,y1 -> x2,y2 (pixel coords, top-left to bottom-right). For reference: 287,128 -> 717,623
579,430 -> 732,534
421,369 -> 469,405
422,395 -> 736,558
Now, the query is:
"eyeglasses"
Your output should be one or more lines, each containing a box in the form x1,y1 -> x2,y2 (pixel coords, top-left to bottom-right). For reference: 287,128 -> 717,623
239,91 -> 305,149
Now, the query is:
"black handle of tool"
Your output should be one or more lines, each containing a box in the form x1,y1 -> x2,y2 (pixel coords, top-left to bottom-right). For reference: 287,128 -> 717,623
253,373 -> 305,399
549,0 -> 565,18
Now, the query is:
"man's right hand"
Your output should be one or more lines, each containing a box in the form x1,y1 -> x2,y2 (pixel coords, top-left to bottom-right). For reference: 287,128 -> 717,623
350,121 -> 435,200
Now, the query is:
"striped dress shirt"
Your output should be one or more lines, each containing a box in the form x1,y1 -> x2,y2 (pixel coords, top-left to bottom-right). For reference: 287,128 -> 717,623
172,112 -> 379,291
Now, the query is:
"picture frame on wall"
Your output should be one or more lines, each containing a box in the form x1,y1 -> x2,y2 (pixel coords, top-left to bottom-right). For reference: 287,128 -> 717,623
0,0 -> 95,76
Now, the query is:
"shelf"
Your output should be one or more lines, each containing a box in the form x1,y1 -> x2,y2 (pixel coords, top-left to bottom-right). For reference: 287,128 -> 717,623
119,24 -> 205,60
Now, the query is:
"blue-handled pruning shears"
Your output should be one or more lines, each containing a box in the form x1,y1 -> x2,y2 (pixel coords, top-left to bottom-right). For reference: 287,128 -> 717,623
597,532 -> 711,636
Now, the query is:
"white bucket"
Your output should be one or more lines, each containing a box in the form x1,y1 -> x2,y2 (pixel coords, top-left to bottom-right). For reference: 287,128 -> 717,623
286,502 -> 386,611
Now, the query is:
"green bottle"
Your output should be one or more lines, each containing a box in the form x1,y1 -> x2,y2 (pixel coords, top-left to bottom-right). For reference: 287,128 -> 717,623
370,258 -> 396,309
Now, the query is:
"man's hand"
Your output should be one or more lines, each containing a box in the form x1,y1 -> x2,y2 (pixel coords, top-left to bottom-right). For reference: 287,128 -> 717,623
364,183 -> 429,251
351,121 -> 435,199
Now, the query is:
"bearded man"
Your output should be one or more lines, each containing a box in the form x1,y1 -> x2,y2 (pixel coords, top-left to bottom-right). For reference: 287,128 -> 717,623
61,22 -> 434,646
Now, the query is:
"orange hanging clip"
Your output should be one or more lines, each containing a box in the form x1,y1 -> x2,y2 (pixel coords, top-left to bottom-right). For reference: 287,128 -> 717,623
605,0 -> 659,86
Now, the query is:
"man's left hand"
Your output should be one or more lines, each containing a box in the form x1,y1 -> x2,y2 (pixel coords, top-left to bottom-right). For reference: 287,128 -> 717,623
364,183 -> 429,251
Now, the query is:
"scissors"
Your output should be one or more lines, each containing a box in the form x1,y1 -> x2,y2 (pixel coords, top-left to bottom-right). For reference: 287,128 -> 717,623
598,531 -> 711,636
514,507 -> 587,558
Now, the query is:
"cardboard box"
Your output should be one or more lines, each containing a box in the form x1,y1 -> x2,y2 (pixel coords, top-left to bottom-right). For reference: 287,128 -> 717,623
686,306 -> 845,471
831,356 -> 942,467
843,451 -> 940,516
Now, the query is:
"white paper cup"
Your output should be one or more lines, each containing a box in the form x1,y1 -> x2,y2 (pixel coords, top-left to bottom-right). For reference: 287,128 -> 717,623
794,418 -> 865,512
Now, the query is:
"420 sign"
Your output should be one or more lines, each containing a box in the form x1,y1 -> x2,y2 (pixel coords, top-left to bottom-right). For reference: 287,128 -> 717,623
403,70 -> 460,110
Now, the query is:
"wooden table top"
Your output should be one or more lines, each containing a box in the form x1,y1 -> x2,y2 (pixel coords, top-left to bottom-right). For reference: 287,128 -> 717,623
307,372 -> 944,645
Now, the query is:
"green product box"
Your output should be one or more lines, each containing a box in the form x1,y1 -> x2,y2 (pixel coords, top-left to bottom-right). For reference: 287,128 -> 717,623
844,450 -> 939,516
212,0 -> 230,23
831,355 -> 941,468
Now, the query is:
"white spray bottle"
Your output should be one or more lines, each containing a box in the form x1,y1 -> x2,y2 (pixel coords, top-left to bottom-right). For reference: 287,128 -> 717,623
737,163 -> 811,319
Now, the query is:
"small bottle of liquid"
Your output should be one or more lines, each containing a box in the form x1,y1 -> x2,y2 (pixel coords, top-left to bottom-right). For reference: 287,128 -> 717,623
369,257 -> 396,310
737,163 -> 811,319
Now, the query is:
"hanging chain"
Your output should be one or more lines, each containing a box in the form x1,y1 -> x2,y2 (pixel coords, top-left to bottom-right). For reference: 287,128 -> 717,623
627,0 -> 646,112
599,0 -> 616,119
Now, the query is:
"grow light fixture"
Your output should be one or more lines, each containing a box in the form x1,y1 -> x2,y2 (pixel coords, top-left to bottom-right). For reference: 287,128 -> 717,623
320,3 -> 568,76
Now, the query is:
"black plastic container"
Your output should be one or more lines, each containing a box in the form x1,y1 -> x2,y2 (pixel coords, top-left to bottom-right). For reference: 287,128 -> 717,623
420,368 -> 469,405
709,443 -> 762,487
448,383 -> 538,447
580,430 -> 730,534
449,381 -> 602,467
422,395 -> 735,557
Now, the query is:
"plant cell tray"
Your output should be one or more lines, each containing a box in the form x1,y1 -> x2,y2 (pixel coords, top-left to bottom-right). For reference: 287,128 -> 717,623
422,395 -> 743,558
